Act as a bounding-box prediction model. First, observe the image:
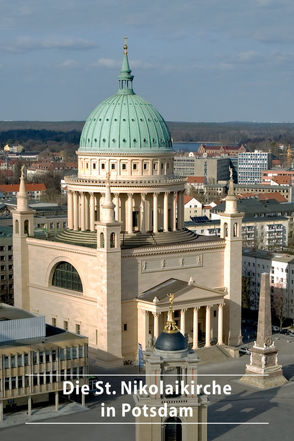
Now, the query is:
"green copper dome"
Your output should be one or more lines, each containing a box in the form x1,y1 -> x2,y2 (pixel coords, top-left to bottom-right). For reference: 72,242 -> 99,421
79,46 -> 172,154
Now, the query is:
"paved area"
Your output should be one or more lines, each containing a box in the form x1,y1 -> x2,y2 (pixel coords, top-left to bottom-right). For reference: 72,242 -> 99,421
1,333 -> 294,440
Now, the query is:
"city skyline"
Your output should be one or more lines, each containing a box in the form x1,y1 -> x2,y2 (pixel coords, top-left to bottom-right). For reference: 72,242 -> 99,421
0,0 -> 294,122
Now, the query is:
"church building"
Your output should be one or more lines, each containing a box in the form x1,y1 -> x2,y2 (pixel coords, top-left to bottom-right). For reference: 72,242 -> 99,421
13,42 -> 243,364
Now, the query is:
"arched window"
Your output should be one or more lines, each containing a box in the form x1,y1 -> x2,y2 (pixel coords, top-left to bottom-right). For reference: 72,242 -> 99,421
52,262 -> 83,292
100,232 -> 105,248
15,220 -> 19,234
224,222 -> 228,237
233,222 -> 238,237
164,417 -> 182,441
110,232 -> 115,248
24,220 -> 29,235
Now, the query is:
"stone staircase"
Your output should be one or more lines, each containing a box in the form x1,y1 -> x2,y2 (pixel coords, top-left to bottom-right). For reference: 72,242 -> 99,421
52,228 -> 199,249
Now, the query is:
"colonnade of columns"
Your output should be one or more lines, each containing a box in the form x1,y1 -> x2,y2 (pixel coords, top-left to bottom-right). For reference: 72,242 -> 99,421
145,303 -> 223,350
67,189 -> 185,233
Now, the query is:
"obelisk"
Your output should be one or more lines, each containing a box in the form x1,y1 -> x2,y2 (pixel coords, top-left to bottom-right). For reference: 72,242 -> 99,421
241,273 -> 287,388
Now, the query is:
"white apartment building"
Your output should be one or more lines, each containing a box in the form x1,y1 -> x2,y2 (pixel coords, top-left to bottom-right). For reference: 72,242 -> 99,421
242,249 -> 294,319
238,150 -> 270,184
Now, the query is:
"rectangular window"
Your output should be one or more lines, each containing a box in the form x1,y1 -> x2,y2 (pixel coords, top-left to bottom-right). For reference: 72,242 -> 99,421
11,355 -> 16,368
143,163 -> 148,170
60,349 -> 65,361
78,345 -> 83,358
24,353 -> 29,366
39,352 -> 44,364
93,163 -> 96,170
18,354 -> 23,367
123,323 -> 128,331
66,348 -> 71,360
101,163 -> 105,170
64,320 -> 68,331
76,324 -> 81,335
133,163 -> 137,170
52,317 -> 56,327
122,163 -> 127,170
72,347 -> 77,359
111,163 -> 115,170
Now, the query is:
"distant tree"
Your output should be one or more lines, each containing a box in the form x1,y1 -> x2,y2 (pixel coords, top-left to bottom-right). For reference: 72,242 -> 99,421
271,284 -> 286,330
242,276 -> 251,310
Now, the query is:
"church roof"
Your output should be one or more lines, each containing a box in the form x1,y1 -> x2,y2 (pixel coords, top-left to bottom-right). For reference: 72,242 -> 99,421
79,43 -> 172,154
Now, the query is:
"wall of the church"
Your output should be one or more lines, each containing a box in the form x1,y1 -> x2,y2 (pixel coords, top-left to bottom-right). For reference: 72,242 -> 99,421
25,239 -> 105,349
121,244 -> 225,300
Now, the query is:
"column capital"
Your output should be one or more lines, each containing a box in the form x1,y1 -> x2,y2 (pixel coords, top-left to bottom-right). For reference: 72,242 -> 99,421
194,306 -> 200,311
128,192 -> 133,198
152,312 -> 160,318
206,304 -> 212,310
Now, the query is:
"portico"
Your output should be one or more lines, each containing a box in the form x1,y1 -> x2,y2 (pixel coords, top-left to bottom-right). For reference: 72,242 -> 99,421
136,279 -> 225,351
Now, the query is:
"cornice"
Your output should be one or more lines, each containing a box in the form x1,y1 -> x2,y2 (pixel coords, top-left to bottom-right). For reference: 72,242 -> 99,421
121,239 -> 225,257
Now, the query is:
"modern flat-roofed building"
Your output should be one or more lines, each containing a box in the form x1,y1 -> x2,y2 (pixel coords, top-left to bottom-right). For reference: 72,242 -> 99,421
0,304 -> 88,421
0,226 -> 13,304
242,249 -> 294,317
238,150 -> 270,184
186,215 -> 289,250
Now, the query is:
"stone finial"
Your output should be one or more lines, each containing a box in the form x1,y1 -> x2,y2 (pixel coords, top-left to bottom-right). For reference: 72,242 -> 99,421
17,167 -> 28,211
100,177 -> 115,223
188,276 -> 194,285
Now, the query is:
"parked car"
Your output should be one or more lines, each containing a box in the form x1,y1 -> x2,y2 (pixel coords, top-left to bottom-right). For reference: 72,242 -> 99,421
280,329 -> 289,335
239,346 -> 251,355
272,326 -> 280,333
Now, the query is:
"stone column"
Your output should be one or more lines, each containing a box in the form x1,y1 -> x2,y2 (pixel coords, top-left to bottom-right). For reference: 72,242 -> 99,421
89,193 -> 95,231
140,194 -> 146,234
173,192 -> 177,231
153,313 -> 160,340
27,396 -> 32,416
84,193 -> 89,230
177,191 -> 184,229
55,391 -> 59,411
67,190 -> 73,230
0,400 -> 3,422
193,307 -> 199,349
153,193 -> 158,233
163,192 -> 169,232
95,194 -> 100,222
127,193 -> 133,234
73,192 -> 79,230
205,305 -> 211,347
114,194 -> 120,222
80,192 -> 85,231
82,392 -> 86,407
218,304 -> 224,345
145,311 -> 150,350
180,309 -> 186,335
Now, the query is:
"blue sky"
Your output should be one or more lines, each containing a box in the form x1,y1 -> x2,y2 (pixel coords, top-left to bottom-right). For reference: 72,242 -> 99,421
0,0 -> 293,122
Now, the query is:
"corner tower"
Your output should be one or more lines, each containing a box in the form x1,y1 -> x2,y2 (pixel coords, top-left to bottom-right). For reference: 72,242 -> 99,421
219,170 -> 243,346
12,166 -> 35,309
95,173 -> 122,359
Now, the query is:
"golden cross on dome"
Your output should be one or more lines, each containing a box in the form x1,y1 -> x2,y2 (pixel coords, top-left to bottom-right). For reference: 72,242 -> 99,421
123,36 -> 128,55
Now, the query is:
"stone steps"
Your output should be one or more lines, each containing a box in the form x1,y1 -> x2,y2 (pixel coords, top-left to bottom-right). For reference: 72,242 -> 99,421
52,228 -> 199,249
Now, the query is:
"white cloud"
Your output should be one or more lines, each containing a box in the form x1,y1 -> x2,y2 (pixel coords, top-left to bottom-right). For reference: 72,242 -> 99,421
238,51 -> 258,62
0,37 -> 97,52
58,59 -> 78,68
92,58 -> 154,69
